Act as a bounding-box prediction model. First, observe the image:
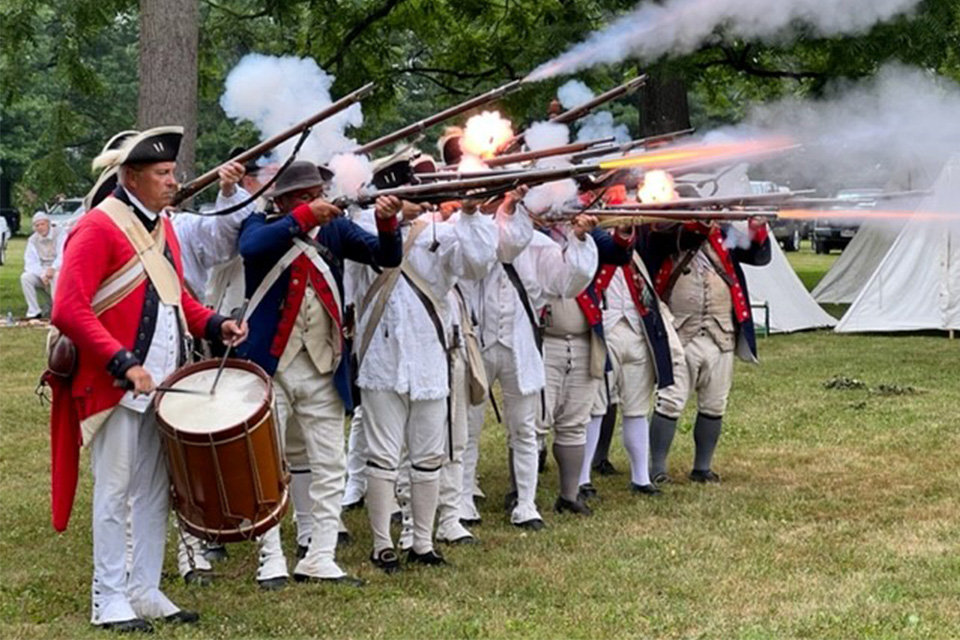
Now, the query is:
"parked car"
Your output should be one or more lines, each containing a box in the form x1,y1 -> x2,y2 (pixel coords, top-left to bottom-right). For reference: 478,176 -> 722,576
0,216 -> 9,265
812,188 -> 882,254
45,197 -> 85,229
0,207 -> 20,236
751,180 -> 803,251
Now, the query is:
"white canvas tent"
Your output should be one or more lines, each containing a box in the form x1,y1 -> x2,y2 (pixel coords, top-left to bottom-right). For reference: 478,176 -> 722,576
811,219 -> 905,304
835,156 -> 960,333
812,157 -> 941,304
681,165 -> 837,333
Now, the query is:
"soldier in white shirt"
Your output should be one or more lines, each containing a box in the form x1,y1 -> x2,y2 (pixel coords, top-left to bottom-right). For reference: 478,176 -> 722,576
21,212 -> 61,319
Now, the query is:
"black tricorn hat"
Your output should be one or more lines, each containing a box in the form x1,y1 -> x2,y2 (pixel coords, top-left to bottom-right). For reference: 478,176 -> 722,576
264,160 -> 333,199
372,158 -> 415,190
119,126 -> 184,166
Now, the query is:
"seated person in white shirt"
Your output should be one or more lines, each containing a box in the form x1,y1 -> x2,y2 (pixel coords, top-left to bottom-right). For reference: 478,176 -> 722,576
21,211 -> 61,319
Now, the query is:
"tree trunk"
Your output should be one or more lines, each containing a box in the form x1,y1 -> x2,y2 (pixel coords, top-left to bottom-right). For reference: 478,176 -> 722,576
138,0 -> 198,180
638,71 -> 691,138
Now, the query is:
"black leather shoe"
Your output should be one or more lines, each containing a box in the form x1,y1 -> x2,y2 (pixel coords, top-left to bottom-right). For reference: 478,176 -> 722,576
296,544 -> 309,560
554,496 -> 593,516
460,517 -> 482,527
100,618 -> 154,633
163,610 -> 200,625
257,576 -> 288,591
593,459 -> 621,476
538,448 -> 547,473
652,472 -> 672,486
629,483 -> 661,496
294,573 -> 365,587
337,531 -> 353,547
342,497 -> 364,512
503,490 -> 518,513
203,544 -> 228,563
183,569 -> 213,586
578,483 -> 598,500
371,548 -> 401,574
513,518 -> 546,531
689,469 -> 721,483
406,549 -> 447,566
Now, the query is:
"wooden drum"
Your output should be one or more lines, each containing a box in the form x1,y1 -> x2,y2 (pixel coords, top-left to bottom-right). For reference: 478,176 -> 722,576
155,359 -> 289,543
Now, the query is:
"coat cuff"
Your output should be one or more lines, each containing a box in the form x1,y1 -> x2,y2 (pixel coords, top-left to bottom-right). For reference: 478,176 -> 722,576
749,220 -> 769,245
375,212 -> 400,234
107,349 -> 140,381
291,203 -> 318,234
613,226 -> 635,248
205,313 -> 229,343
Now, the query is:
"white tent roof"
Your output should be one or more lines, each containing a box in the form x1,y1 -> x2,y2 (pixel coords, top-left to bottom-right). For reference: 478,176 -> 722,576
812,156 -> 941,304
835,156 -> 960,333
685,165 -> 836,333
811,219 -> 904,304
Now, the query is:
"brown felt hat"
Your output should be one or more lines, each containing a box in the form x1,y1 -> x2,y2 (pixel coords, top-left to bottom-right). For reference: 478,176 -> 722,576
263,160 -> 334,199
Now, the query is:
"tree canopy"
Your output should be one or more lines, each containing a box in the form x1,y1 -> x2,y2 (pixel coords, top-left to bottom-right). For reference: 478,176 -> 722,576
2,0 -> 958,210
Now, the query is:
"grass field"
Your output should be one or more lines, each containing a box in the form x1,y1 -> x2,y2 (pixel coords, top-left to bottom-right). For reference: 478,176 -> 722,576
2,238 -> 959,639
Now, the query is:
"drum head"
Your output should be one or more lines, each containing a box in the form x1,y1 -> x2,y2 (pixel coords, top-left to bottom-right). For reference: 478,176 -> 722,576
157,366 -> 268,434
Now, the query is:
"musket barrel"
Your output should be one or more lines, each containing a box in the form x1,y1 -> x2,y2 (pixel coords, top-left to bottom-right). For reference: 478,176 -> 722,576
569,128 -> 696,163
550,75 -> 647,125
355,79 -> 522,156
484,137 -> 614,167
173,82 -> 376,205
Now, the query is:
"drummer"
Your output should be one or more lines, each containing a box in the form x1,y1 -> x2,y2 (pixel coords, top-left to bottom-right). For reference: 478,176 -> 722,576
236,161 -> 403,587
49,126 -> 247,633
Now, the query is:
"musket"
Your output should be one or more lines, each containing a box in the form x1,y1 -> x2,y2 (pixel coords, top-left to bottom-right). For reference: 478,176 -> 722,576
577,209 -> 780,228
350,163 -> 599,206
551,75 -> 648,125
613,190 -> 816,210
569,128 -> 696,163
501,75 -> 648,153
173,82 -> 376,205
354,80 -> 523,156
426,137 -> 614,175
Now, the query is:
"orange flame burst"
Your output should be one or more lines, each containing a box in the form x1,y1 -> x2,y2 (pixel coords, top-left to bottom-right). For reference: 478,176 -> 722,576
463,111 -> 515,160
599,137 -> 794,171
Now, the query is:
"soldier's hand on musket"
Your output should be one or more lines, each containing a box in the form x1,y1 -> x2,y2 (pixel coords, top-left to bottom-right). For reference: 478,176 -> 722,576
572,214 -> 599,240
401,199 -> 426,221
375,195 -> 403,220
501,185 -> 529,215
461,199 -> 480,216
125,365 -> 156,397
310,198 -> 343,225
218,161 -> 246,198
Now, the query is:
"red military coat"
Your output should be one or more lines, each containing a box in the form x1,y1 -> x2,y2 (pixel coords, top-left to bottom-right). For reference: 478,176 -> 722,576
47,197 -> 216,531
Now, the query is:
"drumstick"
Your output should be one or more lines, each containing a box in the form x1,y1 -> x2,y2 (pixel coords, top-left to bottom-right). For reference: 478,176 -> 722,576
209,298 -> 250,396
113,380 -> 210,397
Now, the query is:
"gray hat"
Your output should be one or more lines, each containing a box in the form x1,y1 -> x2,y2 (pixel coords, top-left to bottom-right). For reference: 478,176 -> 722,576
264,160 -> 334,199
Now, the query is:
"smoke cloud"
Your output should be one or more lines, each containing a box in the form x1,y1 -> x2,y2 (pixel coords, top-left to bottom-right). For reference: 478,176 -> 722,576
523,177 -> 579,214
525,121 -> 570,151
328,153 -> 372,200
728,64 -> 960,191
526,0 -> 922,81
220,54 -> 363,165
556,80 -> 631,144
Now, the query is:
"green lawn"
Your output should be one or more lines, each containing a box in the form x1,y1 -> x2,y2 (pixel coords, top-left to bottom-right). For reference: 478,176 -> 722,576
2,237 -> 959,639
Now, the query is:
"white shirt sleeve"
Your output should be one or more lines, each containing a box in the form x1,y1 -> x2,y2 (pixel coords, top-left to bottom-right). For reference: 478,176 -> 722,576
495,204 -> 534,264
23,235 -> 43,277
534,228 -> 598,299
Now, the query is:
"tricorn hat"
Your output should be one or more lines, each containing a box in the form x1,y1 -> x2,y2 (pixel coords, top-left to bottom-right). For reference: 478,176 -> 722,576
264,160 -> 333,199
410,153 -> 437,174
91,126 -> 183,171
372,156 -> 415,190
